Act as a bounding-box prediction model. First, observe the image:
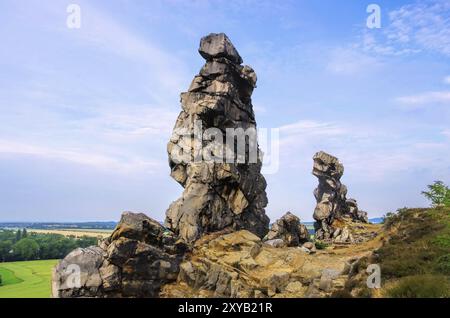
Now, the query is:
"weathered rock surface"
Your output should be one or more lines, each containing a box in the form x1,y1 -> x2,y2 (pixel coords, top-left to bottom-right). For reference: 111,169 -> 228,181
264,212 -> 309,247
52,212 -> 187,298
165,32 -> 269,243
161,224 -> 383,298
312,151 -> 368,242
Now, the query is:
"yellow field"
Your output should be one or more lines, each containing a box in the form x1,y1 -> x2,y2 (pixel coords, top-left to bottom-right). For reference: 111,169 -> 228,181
28,228 -> 111,238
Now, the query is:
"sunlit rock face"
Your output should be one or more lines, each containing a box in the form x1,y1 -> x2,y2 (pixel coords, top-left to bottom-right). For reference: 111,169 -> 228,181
165,33 -> 270,243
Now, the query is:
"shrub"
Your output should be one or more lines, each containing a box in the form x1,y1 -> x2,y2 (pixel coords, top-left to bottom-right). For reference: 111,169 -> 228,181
314,241 -> 328,250
387,275 -> 449,298
421,181 -> 450,208
435,254 -> 450,275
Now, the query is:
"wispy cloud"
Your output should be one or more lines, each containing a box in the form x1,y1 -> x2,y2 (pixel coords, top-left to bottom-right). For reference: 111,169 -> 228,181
279,120 -> 346,137
442,129 -> 450,138
444,76 -> 450,85
67,2 -> 189,94
395,91 -> 450,109
326,47 -> 381,75
359,0 -> 450,57
0,139 -> 163,174
276,117 -> 450,181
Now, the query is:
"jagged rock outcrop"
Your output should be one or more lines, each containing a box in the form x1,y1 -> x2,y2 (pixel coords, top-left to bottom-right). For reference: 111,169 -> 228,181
52,212 -> 187,298
161,230 -> 311,298
312,151 -> 367,242
165,33 -> 269,243
264,212 -> 310,247
345,198 -> 369,223
160,225 -> 382,298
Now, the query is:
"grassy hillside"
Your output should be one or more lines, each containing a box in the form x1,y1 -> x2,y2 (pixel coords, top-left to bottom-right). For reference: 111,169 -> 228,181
342,207 -> 450,297
0,259 -> 58,298
379,207 -> 450,297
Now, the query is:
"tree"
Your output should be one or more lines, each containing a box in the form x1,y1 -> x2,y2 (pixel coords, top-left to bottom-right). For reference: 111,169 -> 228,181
22,228 -> 28,238
421,181 -> 450,207
0,240 -> 13,262
13,238 -> 39,260
15,229 -> 22,242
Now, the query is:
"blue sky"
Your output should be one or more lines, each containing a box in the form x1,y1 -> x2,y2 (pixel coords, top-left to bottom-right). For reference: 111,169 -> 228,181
0,0 -> 449,222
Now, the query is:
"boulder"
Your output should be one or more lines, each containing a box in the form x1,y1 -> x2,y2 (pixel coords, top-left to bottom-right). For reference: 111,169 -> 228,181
52,246 -> 104,298
165,33 -> 269,243
199,33 -> 243,64
265,239 -> 286,248
52,212 -> 187,298
264,212 -> 309,246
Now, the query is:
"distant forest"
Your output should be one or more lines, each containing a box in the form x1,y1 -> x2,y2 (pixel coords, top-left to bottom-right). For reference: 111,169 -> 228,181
0,221 -> 117,230
0,229 -> 97,262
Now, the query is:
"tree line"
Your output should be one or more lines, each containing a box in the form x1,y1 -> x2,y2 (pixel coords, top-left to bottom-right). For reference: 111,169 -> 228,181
0,229 -> 97,262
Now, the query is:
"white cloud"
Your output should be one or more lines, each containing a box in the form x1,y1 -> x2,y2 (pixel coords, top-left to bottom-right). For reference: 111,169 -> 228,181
442,129 -> 450,138
360,1 -> 450,57
326,47 -> 381,74
0,139 -> 163,174
275,117 -> 450,182
77,104 -> 178,140
387,1 -> 450,56
395,91 -> 450,108
71,3 -> 189,94
444,76 -> 450,84
279,120 -> 346,136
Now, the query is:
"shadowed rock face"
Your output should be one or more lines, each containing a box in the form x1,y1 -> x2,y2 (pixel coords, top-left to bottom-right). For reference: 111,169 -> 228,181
52,212 -> 187,298
312,151 -> 367,241
165,33 -> 270,243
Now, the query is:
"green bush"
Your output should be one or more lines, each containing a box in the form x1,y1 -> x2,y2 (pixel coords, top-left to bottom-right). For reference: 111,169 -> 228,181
433,233 -> 450,248
421,181 -> 450,208
387,275 -> 449,298
435,254 -> 450,275
314,241 -> 328,250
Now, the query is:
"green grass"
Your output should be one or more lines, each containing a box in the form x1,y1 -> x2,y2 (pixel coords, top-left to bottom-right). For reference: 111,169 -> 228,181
387,275 -> 450,298
0,259 -> 58,298
0,266 -> 24,286
379,207 -> 450,279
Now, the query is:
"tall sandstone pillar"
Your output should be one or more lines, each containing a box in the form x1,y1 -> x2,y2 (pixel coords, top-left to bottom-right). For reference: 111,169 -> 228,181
165,33 -> 270,243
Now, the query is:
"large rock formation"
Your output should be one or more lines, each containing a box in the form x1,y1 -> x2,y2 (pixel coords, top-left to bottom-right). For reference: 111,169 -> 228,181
52,212 -> 187,298
160,227 -> 382,298
165,33 -> 270,243
264,212 -> 310,247
312,151 -> 367,241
